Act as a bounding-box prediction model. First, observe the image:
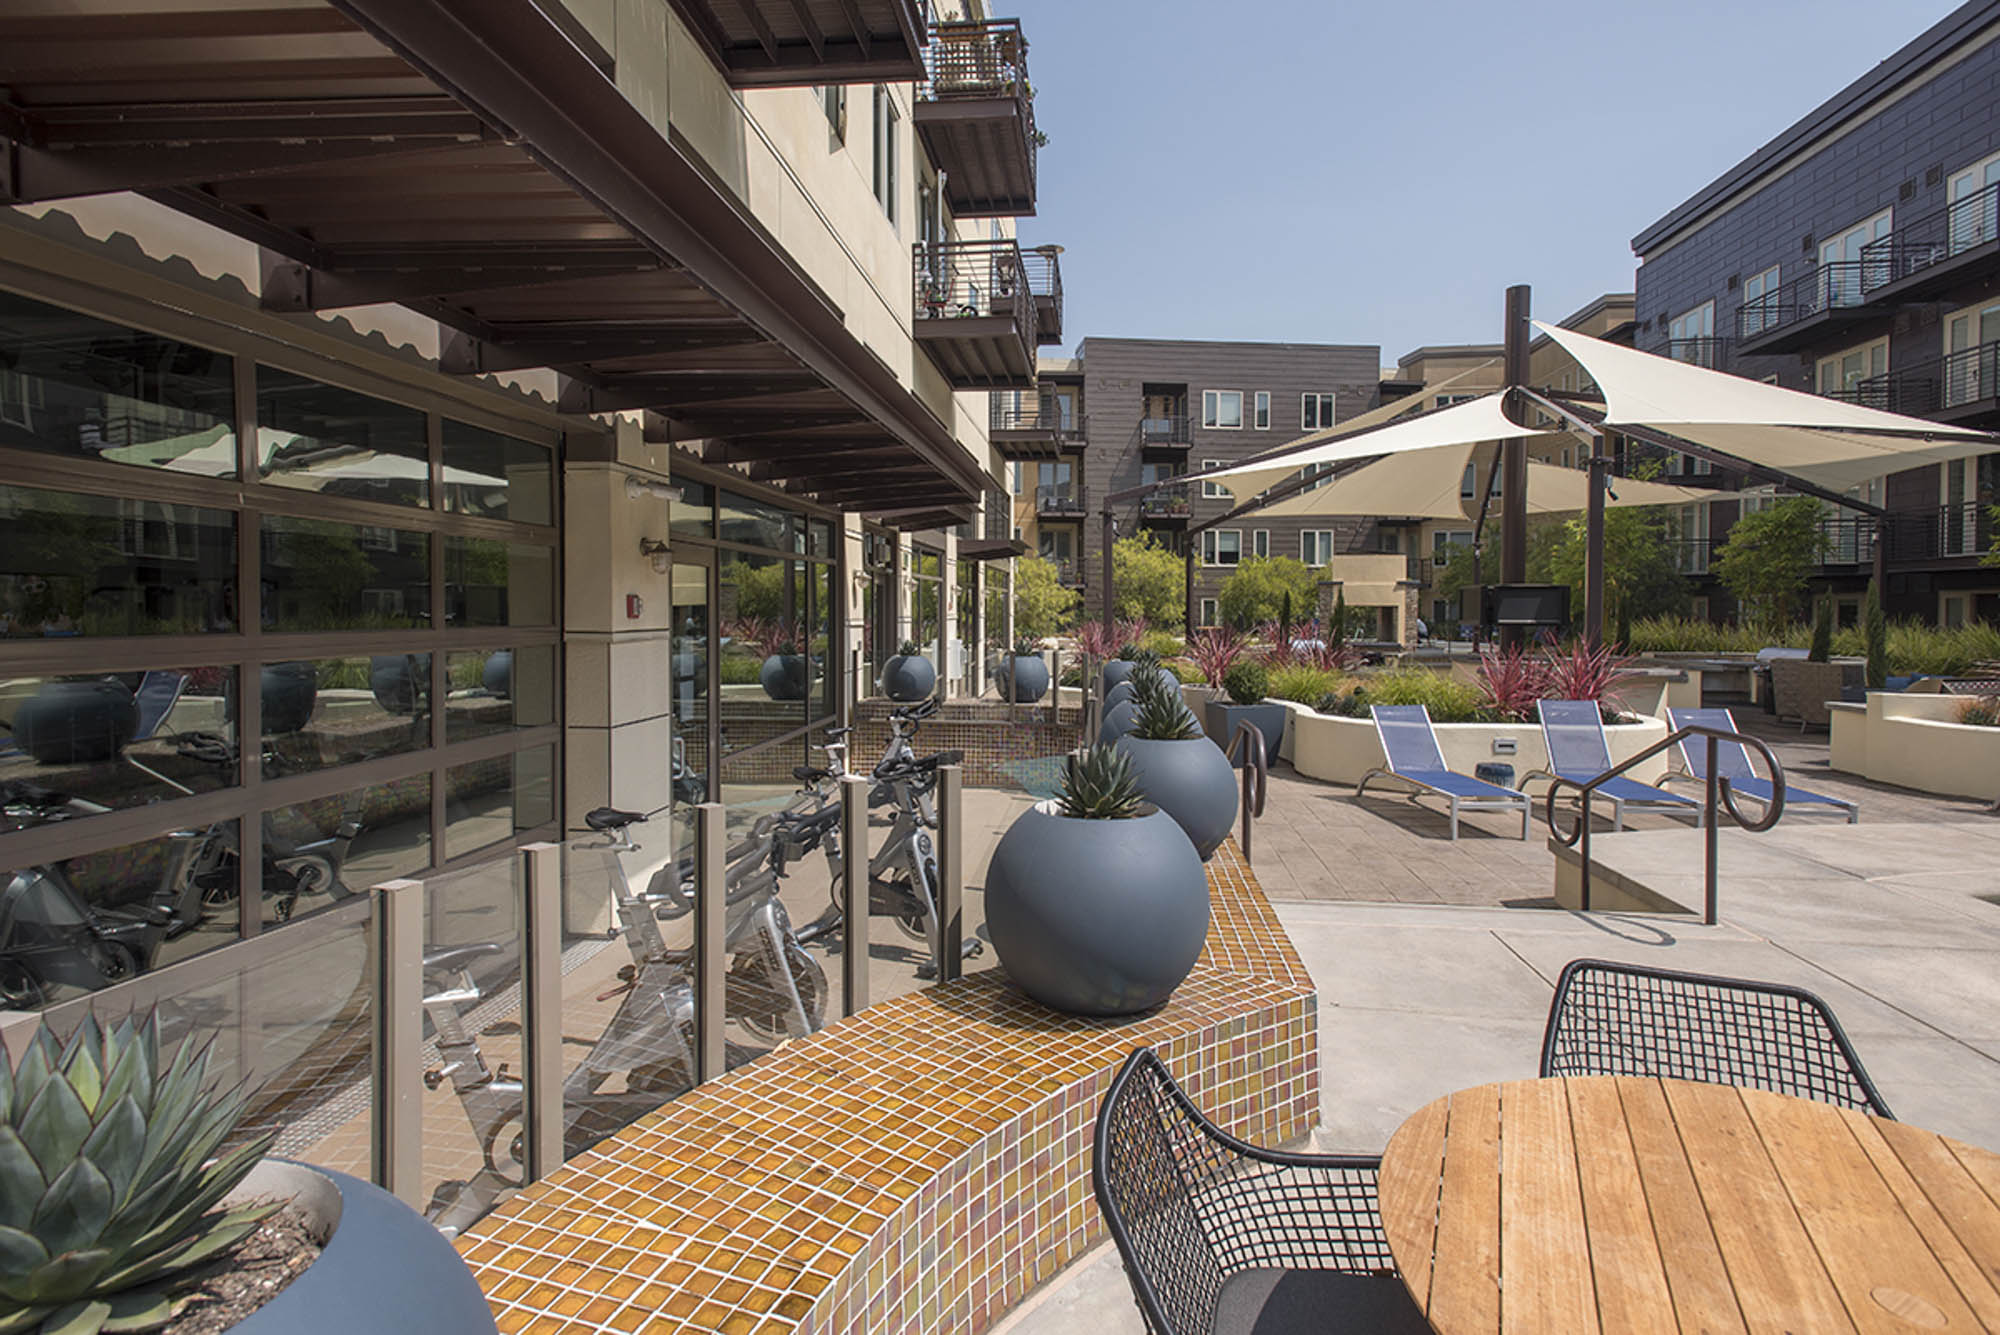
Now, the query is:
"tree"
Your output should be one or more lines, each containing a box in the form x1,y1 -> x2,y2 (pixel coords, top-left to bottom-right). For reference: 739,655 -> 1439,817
1010,554 -> 1080,640
1808,597 -> 1833,662
1217,555 -> 1320,629
1542,507 -> 1688,628
1863,579 -> 1887,689
1714,496 -> 1829,629
1111,533 -> 1185,628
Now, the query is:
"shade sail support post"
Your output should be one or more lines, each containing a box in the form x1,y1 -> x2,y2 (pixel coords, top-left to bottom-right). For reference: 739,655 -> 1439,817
1099,508 -> 1116,641
1500,284 -> 1531,651
1585,438 -> 1608,648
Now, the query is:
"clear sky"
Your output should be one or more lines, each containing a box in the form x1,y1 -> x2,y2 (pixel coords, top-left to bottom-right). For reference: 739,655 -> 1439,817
1012,0 -> 1966,367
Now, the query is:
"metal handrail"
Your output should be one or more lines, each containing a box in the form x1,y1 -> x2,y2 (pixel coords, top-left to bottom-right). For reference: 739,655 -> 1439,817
1546,723 -> 1785,926
1227,720 -> 1268,865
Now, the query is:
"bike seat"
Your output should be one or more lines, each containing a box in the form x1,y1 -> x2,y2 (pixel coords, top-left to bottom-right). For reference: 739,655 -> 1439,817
423,942 -> 503,974
824,725 -> 853,739
793,765 -> 831,784
585,806 -> 647,831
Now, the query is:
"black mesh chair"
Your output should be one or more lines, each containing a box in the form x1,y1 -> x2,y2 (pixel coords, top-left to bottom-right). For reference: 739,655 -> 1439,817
1091,1048 -> 1430,1335
1539,958 -> 1893,1118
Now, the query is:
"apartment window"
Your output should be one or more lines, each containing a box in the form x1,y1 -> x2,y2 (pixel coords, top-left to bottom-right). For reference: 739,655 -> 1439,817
1948,150 -> 2000,251
1199,597 -> 1219,627
1431,528 -> 1472,561
1741,264 -> 1781,336
1200,459 -> 1228,499
1435,393 -> 1477,408
1943,298 -> 2000,406
1253,391 -> 1271,430
871,87 -> 898,224
1300,530 -> 1336,565
820,85 -> 847,144
1300,461 -> 1335,492
1038,527 -> 1075,564
1818,208 -> 1891,306
1251,529 -> 1270,558
1201,529 -> 1243,566
1668,301 -> 1715,365
1201,390 -> 1243,429
1300,393 -> 1337,430
1816,337 -> 1888,404
1460,463 -> 1477,499
1678,502 -> 1710,574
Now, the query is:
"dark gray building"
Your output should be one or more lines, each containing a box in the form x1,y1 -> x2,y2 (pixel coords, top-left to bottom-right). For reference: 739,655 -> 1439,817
1631,0 -> 2000,626
993,337 -> 1384,626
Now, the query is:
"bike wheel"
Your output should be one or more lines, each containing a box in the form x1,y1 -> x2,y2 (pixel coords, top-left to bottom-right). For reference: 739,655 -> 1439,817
93,941 -> 141,985
730,941 -> 829,1044
0,959 -> 44,1010
482,1115 -> 529,1187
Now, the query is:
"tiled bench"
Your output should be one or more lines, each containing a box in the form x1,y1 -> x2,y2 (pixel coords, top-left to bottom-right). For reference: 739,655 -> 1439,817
457,841 -> 1319,1334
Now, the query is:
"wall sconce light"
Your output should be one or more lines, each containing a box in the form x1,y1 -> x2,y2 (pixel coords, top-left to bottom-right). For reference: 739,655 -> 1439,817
638,537 -> 670,574
626,476 -> 682,503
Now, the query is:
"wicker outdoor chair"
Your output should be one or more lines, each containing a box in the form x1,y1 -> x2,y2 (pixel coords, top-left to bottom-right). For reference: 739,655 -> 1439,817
1092,1048 -> 1430,1335
1539,958 -> 1894,1118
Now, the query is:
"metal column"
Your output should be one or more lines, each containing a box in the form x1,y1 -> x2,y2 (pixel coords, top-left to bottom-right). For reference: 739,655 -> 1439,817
1585,433 -> 1608,647
370,877 -> 424,1207
694,801 -> 727,1082
1500,284 -> 1531,651
519,843 -> 564,1180
936,763 -> 965,983
840,774 -> 870,1016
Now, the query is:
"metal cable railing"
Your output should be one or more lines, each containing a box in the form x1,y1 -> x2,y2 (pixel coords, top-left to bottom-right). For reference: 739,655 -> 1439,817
1227,721 -> 1269,865
1546,723 -> 1785,926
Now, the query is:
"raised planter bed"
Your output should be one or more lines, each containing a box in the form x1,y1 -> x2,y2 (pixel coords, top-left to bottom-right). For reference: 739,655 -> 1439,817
1830,691 -> 2000,800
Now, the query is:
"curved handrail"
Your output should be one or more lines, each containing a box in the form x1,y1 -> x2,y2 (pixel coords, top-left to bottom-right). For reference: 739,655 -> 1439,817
1227,721 -> 1269,863
1546,722 -> 1787,926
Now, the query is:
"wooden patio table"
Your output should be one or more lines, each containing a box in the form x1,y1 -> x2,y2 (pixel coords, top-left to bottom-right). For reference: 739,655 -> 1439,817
1377,1075 -> 2000,1334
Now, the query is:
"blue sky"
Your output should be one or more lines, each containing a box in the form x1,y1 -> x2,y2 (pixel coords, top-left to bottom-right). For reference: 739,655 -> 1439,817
1012,0 -> 1965,366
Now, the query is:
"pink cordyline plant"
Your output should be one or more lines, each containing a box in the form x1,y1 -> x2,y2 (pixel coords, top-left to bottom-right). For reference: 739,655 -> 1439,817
1296,640 -> 1362,673
1542,641 -> 1640,713
726,616 -> 796,658
1072,620 -> 1120,660
1255,620 -> 1297,669
1186,626 -> 1248,687
1116,616 -> 1150,651
1476,645 -> 1550,722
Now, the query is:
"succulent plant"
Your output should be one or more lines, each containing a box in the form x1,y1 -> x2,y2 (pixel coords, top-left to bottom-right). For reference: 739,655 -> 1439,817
0,1013 -> 276,1335
1055,746 -> 1146,820
1130,670 -> 1201,741
898,639 -> 920,658
1011,639 -> 1037,659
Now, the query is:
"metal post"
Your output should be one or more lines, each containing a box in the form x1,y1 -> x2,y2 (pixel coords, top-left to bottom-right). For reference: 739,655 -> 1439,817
840,774 -> 870,1017
1873,517 -> 1889,596
1184,544 -> 1197,634
1500,284 -> 1531,651
1703,738 -> 1721,926
519,843 -> 563,1181
370,877 -> 424,1206
1585,435 -> 1608,647
694,801 -> 726,1081
936,763 -> 964,983
1099,509 -> 1117,639
1578,796 -> 1593,911
1049,645 -> 1061,728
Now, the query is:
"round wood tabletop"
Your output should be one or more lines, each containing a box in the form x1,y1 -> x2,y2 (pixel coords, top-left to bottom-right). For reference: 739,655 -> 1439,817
1377,1076 -> 2000,1334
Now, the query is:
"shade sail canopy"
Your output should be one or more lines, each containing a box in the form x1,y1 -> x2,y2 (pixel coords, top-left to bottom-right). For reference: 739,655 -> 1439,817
1538,321 -> 1996,492
1251,444 -> 1709,522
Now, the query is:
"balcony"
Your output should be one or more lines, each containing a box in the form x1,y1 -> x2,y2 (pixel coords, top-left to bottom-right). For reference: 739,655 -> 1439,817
1035,482 -> 1085,518
1020,246 -> 1064,345
1662,337 -> 1730,369
1857,180 -> 2000,303
1140,492 -> 1191,524
989,397 -> 1084,459
913,239 -> 1037,389
1038,556 -> 1083,586
914,18 -> 1038,216
668,0 -> 926,87
1136,415 -> 1193,453
1838,340 -> 2000,427
1734,261 -> 1886,354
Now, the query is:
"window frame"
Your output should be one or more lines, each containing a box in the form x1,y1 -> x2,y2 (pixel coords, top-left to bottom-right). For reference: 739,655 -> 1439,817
1300,529 -> 1336,566
1251,529 -> 1269,559
1202,529 -> 1243,566
1253,391 -> 1271,430
1300,392 -> 1337,431
1200,389 -> 1244,430
1199,597 -> 1219,628
1200,459 -> 1229,500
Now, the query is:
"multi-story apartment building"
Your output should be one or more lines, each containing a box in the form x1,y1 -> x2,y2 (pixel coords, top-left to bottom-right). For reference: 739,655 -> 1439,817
0,0 -> 1056,1004
1631,0 -> 2000,627
993,339 -> 1384,626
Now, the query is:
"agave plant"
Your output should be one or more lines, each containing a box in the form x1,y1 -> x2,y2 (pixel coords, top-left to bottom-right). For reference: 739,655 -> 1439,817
0,1014 -> 276,1335
1129,668 -> 1201,741
1185,627 -> 1248,688
1476,645 -> 1550,722
1055,745 -> 1146,820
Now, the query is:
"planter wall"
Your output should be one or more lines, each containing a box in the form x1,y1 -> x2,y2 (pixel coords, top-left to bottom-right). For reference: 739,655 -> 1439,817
1291,710 -> 1671,788
1205,700 -> 1287,767
1829,691 -> 2000,799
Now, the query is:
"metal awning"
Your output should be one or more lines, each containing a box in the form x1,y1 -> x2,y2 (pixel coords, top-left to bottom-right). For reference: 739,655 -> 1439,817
0,0 -> 987,518
957,538 -> 1027,561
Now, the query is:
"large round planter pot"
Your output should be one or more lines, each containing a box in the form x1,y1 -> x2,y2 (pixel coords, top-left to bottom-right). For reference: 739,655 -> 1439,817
985,802 -> 1208,1016
996,654 -> 1049,703
1098,697 -> 1139,745
1206,700 -> 1288,768
224,662 -> 319,737
224,1160 -> 497,1335
1102,679 -> 1137,711
481,649 -> 513,699
1101,660 -> 1137,694
759,653 -> 808,700
1116,735 -> 1240,861
880,653 -> 936,702
13,680 -> 139,764
370,654 -> 431,716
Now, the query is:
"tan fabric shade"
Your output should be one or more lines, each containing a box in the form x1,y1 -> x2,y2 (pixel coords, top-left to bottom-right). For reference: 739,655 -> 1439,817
1537,321 -> 1996,492
1251,444 -> 1709,522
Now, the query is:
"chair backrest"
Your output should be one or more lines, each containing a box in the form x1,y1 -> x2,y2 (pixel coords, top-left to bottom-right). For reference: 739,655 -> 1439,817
1537,699 -> 1613,777
1371,704 -> 1446,774
1539,958 -> 1893,1117
1093,1050 -> 1228,1335
1667,707 -> 1758,780
131,671 -> 189,742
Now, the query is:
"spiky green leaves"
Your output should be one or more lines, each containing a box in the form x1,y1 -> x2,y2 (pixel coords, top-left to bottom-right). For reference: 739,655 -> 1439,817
1129,668 -> 1200,741
1056,746 -> 1147,820
0,1013 -> 276,1333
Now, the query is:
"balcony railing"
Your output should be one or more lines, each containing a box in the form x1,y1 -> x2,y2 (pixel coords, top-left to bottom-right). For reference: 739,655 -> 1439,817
1137,415 -> 1192,447
1735,261 -> 1878,341
1140,493 -> 1190,519
1858,179 -> 2000,290
1019,245 -> 1063,345
1035,482 -> 1084,516
1671,502 -> 1990,574
1038,557 -> 1081,585
913,237 -> 1036,388
915,18 -> 1037,216
989,397 -> 1085,438
1832,340 -> 2000,419
1662,337 -> 1729,369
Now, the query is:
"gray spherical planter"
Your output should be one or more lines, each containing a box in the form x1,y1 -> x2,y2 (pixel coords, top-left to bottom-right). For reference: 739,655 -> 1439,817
13,680 -> 140,764
1101,660 -> 1137,694
370,654 -> 431,716
1102,679 -> 1136,711
481,649 -> 513,699
1116,735 -> 1240,861
1098,698 -> 1138,745
880,653 -> 936,702
225,1159 -> 497,1335
986,802 -> 1209,1016
996,654 -> 1049,703
759,653 -> 808,700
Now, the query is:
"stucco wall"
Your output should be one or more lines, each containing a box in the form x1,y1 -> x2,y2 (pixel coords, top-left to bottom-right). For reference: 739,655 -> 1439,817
1293,711 -> 1674,789
1830,691 -> 2000,799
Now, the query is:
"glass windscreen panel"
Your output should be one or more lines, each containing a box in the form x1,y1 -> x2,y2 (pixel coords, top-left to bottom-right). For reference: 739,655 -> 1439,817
443,744 -> 553,860
0,485 -> 237,637
262,775 -> 430,928
441,420 -> 552,525
445,537 -> 554,628
257,657 -> 430,780
260,516 -> 429,632
256,368 -> 430,508
0,289 -> 236,476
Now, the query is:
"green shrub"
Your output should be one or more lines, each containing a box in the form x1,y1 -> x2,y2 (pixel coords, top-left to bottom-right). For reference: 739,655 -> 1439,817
1163,658 -> 1205,684
720,655 -> 763,684
1352,669 -> 1486,723
1266,665 -> 1343,706
1139,630 -> 1185,659
1808,599 -> 1833,663
1623,617 -> 1805,655
1222,660 -> 1270,706
1958,694 -> 2000,727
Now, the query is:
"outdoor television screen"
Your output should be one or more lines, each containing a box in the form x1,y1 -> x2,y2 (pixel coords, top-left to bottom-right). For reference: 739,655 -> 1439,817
1486,584 -> 1569,627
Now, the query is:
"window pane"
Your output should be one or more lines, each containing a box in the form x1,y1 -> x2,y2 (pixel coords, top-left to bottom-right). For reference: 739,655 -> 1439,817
719,489 -> 797,551
0,485 -> 237,636
442,420 -> 552,525
446,646 -> 556,743
261,516 -> 429,631
0,289 -> 236,477
719,553 -> 810,749
263,775 -> 429,927
257,367 -> 429,508
1217,392 -> 1242,428
445,536 -> 553,628
671,478 -> 714,540
260,656 -> 429,780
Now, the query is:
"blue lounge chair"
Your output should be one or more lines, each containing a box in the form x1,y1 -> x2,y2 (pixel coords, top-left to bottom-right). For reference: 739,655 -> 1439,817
1525,699 -> 1700,832
1666,706 -> 1859,823
1357,704 -> 1530,840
